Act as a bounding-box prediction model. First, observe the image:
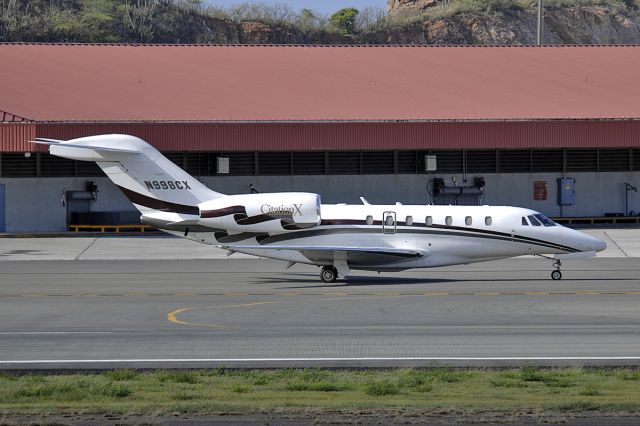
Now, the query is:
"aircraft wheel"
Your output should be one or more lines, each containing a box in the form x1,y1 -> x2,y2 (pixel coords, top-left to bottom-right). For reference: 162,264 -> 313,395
320,266 -> 337,283
551,270 -> 562,280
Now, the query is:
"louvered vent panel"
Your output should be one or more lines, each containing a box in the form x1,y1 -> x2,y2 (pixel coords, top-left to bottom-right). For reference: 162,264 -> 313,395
362,151 -> 394,174
532,150 -> 563,172
466,150 -> 496,173
40,153 -> 75,177
258,152 -> 291,175
567,149 -> 597,172
599,149 -> 630,172
499,150 -> 531,173
328,152 -> 361,174
1,153 -> 37,177
226,152 -> 255,175
186,152 -> 213,176
292,152 -> 325,175
397,151 -> 417,174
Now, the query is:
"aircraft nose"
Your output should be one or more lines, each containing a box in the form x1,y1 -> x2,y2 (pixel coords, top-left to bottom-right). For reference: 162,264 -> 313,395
583,234 -> 607,252
593,237 -> 607,252
570,229 -> 607,253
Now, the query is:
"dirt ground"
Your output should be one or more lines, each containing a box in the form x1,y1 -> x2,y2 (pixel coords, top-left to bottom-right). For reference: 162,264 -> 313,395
2,409 -> 640,425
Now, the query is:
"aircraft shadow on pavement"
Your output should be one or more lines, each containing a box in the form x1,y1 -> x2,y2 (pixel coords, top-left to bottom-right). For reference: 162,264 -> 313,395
258,273 -> 639,288
0,249 -> 42,256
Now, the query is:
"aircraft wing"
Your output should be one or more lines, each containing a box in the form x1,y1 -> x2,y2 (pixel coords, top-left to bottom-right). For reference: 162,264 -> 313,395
223,244 -> 427,258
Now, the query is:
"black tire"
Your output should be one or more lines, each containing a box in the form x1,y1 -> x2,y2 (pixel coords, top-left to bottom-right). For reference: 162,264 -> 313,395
551,270 -> 562,280
320,266 -> 337,283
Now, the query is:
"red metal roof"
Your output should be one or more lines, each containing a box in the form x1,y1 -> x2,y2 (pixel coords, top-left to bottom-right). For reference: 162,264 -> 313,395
1,44 -> 640,122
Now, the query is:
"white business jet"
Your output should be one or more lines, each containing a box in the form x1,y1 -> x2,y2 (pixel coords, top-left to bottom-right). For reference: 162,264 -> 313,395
34,135 -> 606,283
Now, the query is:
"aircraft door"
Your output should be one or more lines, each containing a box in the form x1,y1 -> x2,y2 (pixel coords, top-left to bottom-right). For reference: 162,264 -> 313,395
382,211 -> 396,234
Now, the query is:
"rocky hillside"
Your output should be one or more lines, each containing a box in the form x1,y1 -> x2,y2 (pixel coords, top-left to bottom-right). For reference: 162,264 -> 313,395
383,0 -> 640,44
170,1 -> 640,45
1,0 -> 639,44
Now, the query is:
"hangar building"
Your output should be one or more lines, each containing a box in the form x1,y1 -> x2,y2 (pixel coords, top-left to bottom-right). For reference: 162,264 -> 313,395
1,44 -> 639,232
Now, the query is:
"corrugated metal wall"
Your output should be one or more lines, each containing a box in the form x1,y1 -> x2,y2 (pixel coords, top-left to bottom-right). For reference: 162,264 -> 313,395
1,120 -> 640,152
0,123 -> 38,152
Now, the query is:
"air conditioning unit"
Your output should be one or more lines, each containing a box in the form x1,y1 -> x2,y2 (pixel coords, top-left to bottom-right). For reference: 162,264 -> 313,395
217,157 -> 229,174
425,155 -> 437,172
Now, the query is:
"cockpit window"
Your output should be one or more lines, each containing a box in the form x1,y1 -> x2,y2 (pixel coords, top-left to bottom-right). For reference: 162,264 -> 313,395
528,215 -> 542,226
522,217 -> 529,226
534,214 -> 556,227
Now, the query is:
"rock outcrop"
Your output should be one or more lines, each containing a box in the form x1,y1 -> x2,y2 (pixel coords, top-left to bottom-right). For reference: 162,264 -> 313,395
387,0 -> 446,14
228,3 -> 640,45
384,2 -> 640,45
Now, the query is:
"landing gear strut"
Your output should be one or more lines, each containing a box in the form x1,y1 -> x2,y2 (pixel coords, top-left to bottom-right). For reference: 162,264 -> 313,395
538,255 -> 563,280
320,265 -> 338,283
551,259 -> 562,280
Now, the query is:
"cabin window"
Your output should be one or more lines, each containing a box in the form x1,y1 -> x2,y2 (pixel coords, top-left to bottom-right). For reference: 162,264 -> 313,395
425,216 -> 433,226
406,216 -> 413,226
522,217 -> 529,226
385,215 -> 394,226
528,215 -> 542,226
445,216 -> 452,226
534,214 -> 556,227
366,215 -> 373,225
485,216 -> 492,226
465,216 -> 472,226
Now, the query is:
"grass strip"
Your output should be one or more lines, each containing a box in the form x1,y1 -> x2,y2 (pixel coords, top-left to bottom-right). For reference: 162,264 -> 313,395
0,367 -> 639,414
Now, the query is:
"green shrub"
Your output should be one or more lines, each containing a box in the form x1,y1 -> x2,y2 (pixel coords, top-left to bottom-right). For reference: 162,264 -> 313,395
98,382 -> 131,398
231,384 -> 251,393
365,380 -> 400,396
579,385 -> 601,396
519,367 -> 575,388
329,7 -> 359,34
251,373 -> 270,386
520,366 -> 544,382
615,369 -> 640,381
285,382 -> 346,392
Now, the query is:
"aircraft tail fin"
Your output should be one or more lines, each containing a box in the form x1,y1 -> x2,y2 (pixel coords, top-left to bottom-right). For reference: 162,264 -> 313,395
34,134 -> 224,215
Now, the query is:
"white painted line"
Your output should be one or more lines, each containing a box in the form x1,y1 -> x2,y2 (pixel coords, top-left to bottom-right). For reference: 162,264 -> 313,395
2,357 -> 640,364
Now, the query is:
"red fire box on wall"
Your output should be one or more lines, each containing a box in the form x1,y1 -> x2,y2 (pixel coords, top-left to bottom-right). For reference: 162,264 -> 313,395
534,181 -> 548,201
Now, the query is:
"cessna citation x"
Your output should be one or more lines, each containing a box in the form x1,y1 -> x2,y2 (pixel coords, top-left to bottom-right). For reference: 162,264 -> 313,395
34,135 -> 606,283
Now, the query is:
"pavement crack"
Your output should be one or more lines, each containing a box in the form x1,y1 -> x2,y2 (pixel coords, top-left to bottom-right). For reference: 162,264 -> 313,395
74,237 -> 99,260
604,231 -> 629,257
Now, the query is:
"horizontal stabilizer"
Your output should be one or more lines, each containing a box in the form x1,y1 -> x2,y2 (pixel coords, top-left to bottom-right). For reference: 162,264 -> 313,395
222,244 -> 426,258
31,138 -> 140,153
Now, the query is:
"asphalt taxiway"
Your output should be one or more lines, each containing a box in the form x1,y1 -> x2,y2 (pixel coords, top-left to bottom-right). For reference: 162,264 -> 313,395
1,233 -> 640,369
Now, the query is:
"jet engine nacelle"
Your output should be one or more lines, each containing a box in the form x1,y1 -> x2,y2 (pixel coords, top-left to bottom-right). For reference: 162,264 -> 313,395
198,192 -> 321,233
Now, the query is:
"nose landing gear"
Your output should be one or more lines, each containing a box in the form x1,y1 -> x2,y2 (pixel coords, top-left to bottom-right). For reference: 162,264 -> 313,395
551,259 -> 562,280
537,255 -> 563,280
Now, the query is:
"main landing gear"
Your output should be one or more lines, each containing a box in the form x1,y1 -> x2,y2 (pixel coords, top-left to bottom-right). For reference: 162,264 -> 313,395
320,265 -> 338,283
551,259 -> 562,280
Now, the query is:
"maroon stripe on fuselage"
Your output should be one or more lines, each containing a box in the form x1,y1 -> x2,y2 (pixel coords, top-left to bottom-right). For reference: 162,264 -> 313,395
116,186 -> 198,215
201,205 -> 247,219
